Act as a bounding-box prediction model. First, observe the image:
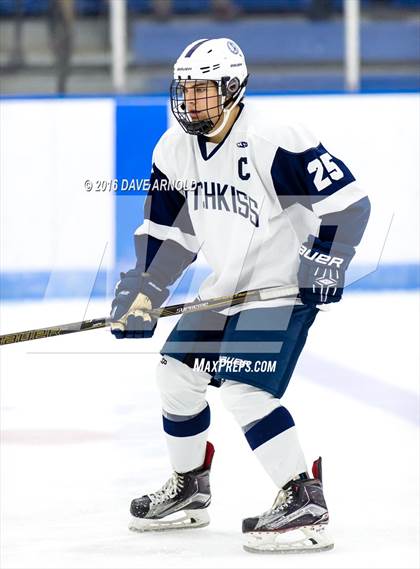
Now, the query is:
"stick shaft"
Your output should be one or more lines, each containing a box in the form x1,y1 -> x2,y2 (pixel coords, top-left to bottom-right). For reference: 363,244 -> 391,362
0,285 -> 299,345
0,318 -> 108,346
151,285 -> 299,317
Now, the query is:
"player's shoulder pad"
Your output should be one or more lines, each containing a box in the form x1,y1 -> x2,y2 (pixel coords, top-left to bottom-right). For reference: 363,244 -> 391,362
152,125 -> 186,175
250,121 -> 320,154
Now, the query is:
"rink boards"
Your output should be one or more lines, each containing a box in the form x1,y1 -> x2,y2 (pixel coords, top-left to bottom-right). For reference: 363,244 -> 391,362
0,92 -> 419,299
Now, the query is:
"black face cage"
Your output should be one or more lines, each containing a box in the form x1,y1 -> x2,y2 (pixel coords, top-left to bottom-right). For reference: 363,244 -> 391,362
170,76 -> 248,136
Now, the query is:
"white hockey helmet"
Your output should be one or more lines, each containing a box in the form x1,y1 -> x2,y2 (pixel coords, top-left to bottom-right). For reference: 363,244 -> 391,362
170,38 -> 249,136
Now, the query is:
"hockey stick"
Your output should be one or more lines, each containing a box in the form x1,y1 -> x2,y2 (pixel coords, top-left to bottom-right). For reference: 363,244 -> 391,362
0,284 -> 299,346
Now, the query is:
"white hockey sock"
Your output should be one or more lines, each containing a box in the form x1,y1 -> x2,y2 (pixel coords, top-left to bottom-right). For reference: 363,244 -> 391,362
243,408 -> 307,487
221,380 -> 307,487
162,404 -> 210,473
156,356 -> 212,473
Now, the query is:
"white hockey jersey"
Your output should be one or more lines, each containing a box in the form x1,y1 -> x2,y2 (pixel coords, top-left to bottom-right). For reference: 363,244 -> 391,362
134,103 -> 370,311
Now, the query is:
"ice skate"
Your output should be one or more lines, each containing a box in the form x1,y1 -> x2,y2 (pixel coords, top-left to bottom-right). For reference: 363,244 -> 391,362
242,457 -> 334,553
129,442 -> 214,532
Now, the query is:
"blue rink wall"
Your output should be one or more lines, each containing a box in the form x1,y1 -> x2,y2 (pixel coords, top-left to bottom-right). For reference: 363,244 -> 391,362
0,93 -> 419,300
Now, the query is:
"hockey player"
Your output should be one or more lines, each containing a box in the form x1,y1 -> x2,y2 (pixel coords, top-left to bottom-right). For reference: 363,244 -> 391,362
110,38 -> 370,553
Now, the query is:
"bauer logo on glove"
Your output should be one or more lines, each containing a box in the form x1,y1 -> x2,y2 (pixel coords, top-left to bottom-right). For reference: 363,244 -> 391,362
299,244 -> 344,268
297,237 -> 355,306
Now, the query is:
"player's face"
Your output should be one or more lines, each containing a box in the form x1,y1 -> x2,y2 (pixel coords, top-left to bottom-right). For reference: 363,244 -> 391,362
183,81 -> 221,124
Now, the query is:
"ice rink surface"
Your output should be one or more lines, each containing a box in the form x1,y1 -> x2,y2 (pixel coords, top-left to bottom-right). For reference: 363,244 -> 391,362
1,292 -> 419,569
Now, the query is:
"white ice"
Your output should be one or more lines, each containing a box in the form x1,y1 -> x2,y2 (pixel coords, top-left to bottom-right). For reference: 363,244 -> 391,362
0,292 -> 419,569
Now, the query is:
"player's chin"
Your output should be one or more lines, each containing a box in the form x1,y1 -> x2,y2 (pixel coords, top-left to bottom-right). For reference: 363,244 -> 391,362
192,115 -> 210,124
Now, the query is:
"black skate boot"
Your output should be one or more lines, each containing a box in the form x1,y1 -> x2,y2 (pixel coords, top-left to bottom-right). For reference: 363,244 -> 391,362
242,457 -> 334,553
129,442 -> 214,532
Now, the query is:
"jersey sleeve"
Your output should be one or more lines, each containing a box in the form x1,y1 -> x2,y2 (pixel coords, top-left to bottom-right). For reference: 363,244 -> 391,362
134,150 -> 199,289
270,130 -> 370,249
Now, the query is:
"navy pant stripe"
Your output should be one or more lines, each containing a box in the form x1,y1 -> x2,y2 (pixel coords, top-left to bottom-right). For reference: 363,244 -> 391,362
162,404 -> 210,437
245,406 -> 294,451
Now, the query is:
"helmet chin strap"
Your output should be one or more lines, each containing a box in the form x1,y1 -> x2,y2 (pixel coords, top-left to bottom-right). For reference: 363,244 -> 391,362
206,108 -> 230,138
206,86 -> 245,138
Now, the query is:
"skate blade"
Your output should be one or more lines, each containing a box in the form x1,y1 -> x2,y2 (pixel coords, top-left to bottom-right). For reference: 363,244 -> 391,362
243,524 -> 334,554
129,508 -> 210,533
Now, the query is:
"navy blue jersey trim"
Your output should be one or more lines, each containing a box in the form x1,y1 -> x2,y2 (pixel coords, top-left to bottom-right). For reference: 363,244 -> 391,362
135,233 -> 196,288
319,196 -> 371,247
145,163 -> 196,236
197,102 -> 244,161
271,143 -> 356,210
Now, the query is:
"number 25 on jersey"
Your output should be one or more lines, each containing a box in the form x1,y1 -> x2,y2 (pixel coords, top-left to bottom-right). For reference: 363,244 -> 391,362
307,152 -> 344,192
